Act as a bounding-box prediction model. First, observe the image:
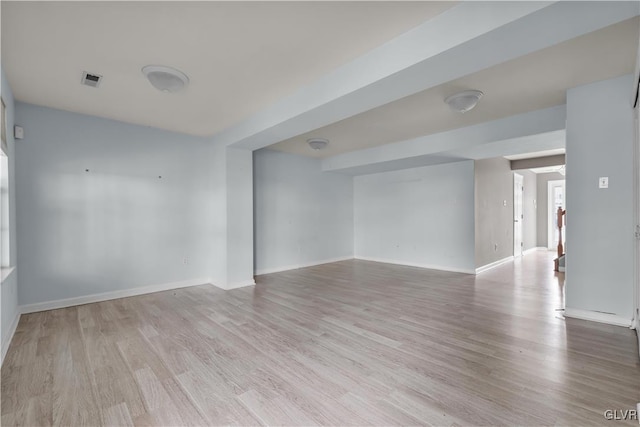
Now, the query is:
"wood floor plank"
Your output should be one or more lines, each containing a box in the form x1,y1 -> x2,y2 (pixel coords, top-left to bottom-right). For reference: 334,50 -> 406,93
237,388 -> 317,427
2,252 -> 639,426
103,402 -> 134,427
160,378 -> 211,426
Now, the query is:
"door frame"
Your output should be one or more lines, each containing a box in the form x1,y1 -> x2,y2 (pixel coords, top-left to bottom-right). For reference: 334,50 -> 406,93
547,180 -> 566,250
513,173 -> 524,257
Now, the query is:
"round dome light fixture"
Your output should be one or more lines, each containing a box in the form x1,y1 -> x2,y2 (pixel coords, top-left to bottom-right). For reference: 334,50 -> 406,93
307,138 -> 329,151
142,65 -> 189,93
444,90 -> 484,113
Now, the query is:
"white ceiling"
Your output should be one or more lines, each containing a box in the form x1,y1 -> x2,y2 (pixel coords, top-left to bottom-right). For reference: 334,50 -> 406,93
3,1 -> 637,168
1,1 -> 454,136
272,17 -> 639,158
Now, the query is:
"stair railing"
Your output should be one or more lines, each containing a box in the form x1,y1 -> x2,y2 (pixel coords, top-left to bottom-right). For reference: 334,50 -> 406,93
554,207 -> 566,271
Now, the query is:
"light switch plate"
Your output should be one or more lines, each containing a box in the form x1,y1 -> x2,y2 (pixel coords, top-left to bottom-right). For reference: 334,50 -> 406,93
14,125 -> 24,140
599,177 -> 608,189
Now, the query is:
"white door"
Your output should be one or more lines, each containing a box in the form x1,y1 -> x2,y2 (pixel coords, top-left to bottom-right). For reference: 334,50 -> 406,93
514,173 -> 524,256
548,180 -> 566,250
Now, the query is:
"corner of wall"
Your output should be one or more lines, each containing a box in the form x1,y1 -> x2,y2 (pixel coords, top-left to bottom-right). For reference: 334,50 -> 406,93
1,308 -> 20,367
1,67 -> 21,365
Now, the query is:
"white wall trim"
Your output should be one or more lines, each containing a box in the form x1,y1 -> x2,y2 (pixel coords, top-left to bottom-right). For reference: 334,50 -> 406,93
20,277 -> 212,314
214,279 -> 256,291
355,256 -> 475,275
475,256 -> 514,274
564,307 -> 632,328
255,256 -> 353,276
523,247 -> 548,256
1,310 -> 20,366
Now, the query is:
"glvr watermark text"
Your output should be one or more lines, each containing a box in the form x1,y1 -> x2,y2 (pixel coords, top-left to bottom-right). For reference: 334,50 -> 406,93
604,409 -> 638,423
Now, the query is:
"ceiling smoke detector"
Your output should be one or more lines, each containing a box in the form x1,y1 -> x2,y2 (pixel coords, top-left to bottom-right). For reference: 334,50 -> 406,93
307,138 -> 329,151
444,90 -> 484,113
142,65 -> 189,93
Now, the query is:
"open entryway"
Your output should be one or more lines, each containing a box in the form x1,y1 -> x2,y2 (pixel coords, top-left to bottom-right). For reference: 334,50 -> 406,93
506,152 -> 566,275
548,179 -> 566,251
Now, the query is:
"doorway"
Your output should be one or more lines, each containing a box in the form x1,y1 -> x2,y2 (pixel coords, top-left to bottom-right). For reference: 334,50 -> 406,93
514,173 -> 523,256
548,180 -> 566,250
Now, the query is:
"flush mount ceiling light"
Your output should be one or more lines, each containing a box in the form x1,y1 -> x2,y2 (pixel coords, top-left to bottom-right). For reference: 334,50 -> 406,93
142,65 -> 189,93
444,90 -> 484,113
307,138 -> 329,151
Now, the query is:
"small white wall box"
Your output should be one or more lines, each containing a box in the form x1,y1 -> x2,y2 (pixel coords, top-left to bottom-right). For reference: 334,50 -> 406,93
599,177 -> 608,189
14,126 -> 24,140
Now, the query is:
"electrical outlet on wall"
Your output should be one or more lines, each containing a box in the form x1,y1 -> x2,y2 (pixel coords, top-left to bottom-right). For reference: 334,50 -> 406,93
183,258 -> 189,265
599,177 -> 609,189
494,243 -> 498,251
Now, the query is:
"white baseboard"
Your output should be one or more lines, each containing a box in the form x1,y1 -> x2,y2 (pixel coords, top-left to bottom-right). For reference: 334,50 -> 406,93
255,256 -> 353,276
20,277 -> 212,314
213,279 -> 256,290
523,247 -> 547,255
564,307 -> 632,327
475,256 -> 514,274
1,310 -> 20,367
354,256 -> 475,275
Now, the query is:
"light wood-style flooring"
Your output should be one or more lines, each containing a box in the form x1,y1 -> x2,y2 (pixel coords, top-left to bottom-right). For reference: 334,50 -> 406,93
2,252 -> 639,426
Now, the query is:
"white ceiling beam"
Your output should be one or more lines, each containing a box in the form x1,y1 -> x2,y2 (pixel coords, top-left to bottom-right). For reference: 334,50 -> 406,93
212,1 -> 638,151
322,106 -> 566,175
510,154 -> 566,171
443,130 -> 566,161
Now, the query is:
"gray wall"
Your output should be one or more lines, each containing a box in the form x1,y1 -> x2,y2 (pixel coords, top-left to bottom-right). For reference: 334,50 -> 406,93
15,103 -> 223,306
354,160 -> 475,273
1,67 -> 19,361
226,147 -> 254,285
520,169 -> 537,252
536,172 -> 565,248
254,149 -> 354,274
474,158 -> 514,268
566,74 -> 635,319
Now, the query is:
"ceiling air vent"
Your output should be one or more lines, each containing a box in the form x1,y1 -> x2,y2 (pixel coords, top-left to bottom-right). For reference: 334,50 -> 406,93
81,71 -> 102,88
